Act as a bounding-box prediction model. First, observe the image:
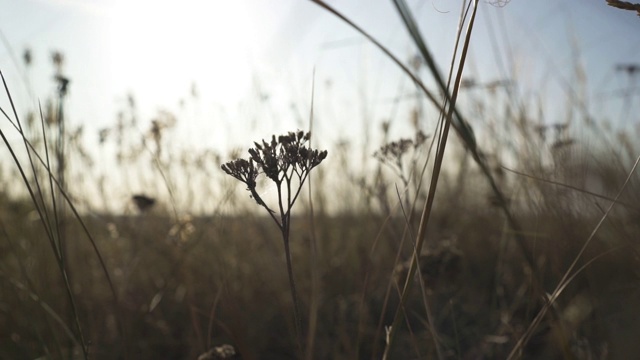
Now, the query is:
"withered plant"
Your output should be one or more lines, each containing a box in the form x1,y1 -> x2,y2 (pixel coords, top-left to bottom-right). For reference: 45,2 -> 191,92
221,130 -> 327,350
375,130 -> 428,190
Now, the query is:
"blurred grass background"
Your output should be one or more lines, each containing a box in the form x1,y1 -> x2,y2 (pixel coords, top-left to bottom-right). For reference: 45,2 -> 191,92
1,2 -> 640,360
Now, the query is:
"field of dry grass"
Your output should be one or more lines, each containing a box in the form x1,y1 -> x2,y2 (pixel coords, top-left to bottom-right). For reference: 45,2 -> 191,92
1,1 -> 640,359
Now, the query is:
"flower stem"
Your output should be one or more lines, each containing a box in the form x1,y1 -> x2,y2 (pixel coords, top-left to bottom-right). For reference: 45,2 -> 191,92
282,227 -> 303,355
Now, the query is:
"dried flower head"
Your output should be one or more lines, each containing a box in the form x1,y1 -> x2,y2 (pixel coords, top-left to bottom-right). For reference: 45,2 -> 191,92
221,130 -> 327,347
222,130 -> 327,213
374,130 -> 429,173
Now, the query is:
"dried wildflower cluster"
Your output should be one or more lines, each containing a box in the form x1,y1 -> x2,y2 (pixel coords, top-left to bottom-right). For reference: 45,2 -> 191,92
376,138 -> 413,162
374,130 -> 428,173
251,131 -> 327,180
221,131 -> 327,348
222,130 -> 327,217
220,158 -> 260,200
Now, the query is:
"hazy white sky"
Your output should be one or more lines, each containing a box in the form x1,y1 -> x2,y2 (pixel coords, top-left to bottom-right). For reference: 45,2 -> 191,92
0,0 -> 640,145
0,0 -> 638,181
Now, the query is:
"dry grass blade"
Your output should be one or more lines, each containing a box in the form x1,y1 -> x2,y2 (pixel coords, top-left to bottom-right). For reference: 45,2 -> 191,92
309,0 -> 542,293
507,154 -> 640,359
0,69 -> 129,359
383,1 -> 479,357
391,0 -> 476,150
0,270 -> 80,347
1,220 -> 66,358
395,184 -> 445,360
0,70 -> 88,359
309,0 -> 474,151
305,69 -> 321,360
502,165 -> 640,212
308,1 -> 534,356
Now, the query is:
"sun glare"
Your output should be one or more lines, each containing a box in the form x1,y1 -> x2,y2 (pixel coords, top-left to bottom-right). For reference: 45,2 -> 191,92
108,0 -> 254,110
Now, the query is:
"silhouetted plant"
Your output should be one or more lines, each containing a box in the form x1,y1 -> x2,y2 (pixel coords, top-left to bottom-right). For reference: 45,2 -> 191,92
221,130 -> 327,351
374,130 -> 428,187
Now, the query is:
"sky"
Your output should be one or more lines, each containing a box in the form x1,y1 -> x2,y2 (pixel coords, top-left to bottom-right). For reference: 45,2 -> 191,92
0,0 -> 639,210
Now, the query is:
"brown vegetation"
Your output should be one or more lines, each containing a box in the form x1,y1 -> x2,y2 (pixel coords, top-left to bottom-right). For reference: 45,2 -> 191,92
1,1 -> 639,359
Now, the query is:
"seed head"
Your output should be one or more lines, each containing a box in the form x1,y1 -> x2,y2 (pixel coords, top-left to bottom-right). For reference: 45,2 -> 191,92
221,130 -> 327,208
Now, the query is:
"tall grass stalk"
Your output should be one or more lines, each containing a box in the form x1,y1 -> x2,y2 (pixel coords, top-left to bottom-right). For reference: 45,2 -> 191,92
382,1 -> 479,357
305,70 -> 321,360
310,0 -> 539,279
1,220 -> 68,359
507,154 -> 640,358
0,70 -> 128,359
0,70 -> 88,359
395,184 -> 445,360
310,1 -> 557,356
503,165 -> 640,212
